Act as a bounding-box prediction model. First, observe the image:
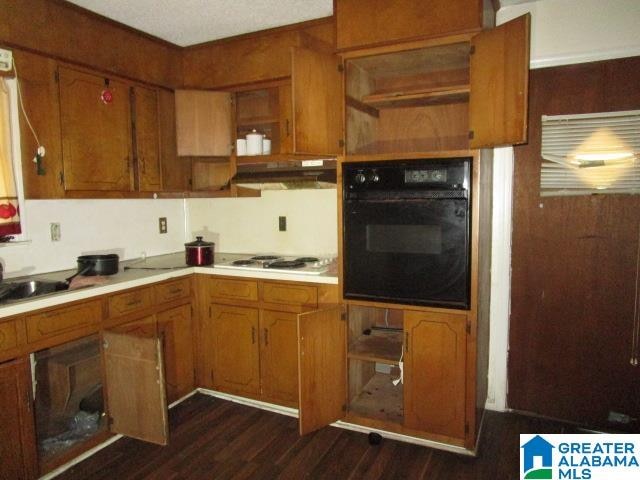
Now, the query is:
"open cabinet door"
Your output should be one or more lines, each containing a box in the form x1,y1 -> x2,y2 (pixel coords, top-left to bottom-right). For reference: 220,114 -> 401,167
297,305 -> 346,435
469,14 -> 530,148
291,47 -> 343,155
103,330 -> 169,445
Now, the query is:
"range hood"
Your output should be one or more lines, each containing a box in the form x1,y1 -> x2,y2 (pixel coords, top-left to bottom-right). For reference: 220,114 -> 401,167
232,158 -> 337,190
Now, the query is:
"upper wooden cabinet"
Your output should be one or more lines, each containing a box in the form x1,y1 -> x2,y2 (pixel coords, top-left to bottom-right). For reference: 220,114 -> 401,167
132,86 -> 162,191
179,47 -> 342,160
175,90 -> 233,157
343,14 -> 530,155
336,0 -> 494,52
58,67 -> 133,191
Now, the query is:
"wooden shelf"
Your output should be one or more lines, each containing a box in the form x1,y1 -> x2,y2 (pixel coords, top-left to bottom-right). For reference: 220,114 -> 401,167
236,115 -> 280,127
361,84 -> 470,109
349,372 -> 403,424
348,329 -> 403,365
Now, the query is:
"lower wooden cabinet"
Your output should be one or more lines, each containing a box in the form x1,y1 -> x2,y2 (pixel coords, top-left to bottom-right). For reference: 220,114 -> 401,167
0,357 -> 37,480
403,311 -> 467,439
260,310 -> 298,406
207,304 -> 260,396
158,304 -> 195,404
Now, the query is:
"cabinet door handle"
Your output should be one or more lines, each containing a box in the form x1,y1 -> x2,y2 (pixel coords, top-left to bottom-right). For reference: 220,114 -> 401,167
251,326 -> 256,344
405,332 -> 409,353
263,328 -> 268,346
286,119 -> 290,137
126,299 -> 143,307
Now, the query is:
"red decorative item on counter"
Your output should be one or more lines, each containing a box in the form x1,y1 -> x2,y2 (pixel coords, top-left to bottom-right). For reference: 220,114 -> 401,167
100,88 -> 113,104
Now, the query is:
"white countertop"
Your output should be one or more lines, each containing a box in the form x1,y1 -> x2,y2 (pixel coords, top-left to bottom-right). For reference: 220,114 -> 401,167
0,252 -> 338,319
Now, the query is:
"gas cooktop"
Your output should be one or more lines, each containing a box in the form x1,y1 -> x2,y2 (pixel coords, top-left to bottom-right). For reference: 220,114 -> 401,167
216,255 -> 335,275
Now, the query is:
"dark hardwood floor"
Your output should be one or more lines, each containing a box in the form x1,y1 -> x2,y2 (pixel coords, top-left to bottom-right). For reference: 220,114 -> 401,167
56,393 -> 575,479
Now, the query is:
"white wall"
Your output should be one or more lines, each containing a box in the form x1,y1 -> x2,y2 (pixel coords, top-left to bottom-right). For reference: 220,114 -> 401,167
486,0 -> 640,412
187,189 -> 338,256
1,199 -> 187,278
498,0 -> 640,69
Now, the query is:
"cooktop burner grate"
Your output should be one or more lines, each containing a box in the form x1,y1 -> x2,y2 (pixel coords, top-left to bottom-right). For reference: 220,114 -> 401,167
265,260 -> 306,269
250,255 -> 282,261
294,257 -> 319,263
232,260 -> 256,266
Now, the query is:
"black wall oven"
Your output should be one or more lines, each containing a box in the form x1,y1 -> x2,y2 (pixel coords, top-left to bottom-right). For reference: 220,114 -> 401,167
342,157 -> 471,309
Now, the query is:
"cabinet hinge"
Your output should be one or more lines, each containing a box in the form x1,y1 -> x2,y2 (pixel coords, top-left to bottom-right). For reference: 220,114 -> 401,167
468,130 -> 475,140
469,45 -> 476,55
337,64 -> 344,73
338,139 -> 345,148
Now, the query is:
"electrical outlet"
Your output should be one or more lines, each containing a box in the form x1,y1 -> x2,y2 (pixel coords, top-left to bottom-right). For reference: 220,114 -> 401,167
279,216 -> 287,232
0,49 -> 13,72
50,223 -> 61,242
159,217 -> 167,234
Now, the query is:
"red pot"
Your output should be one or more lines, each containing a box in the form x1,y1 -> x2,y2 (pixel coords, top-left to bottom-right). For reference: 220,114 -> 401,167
185,236 -> 214,266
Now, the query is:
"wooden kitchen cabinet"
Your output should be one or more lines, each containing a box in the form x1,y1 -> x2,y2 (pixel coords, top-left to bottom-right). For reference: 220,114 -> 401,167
207,304 -> 260,396
260,310 -> 298,407
235,47 -> 342,158
158,304 -> 195,404
403,310 -> 468,440
132,85 -> 162,191
343,14 -> 530,155
0,357 -> 37,480
336,0 -> 494,52
175,90 -> 233,157
58,66 -> 133,191
103,328 -> 169,445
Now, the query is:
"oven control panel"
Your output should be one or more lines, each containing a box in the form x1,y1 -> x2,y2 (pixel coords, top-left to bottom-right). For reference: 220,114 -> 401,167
344,158 -> 470,191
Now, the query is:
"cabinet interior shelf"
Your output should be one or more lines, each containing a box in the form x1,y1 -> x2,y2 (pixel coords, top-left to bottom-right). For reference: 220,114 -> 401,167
349,371 -> 403,424
348,329 -> 403,365
236,115 -> 280,127
361,84 -> 471,110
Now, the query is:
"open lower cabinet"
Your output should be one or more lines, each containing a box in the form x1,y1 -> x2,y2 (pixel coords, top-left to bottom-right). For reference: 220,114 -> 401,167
32,323 -> 168,474
296,303 -> 476,448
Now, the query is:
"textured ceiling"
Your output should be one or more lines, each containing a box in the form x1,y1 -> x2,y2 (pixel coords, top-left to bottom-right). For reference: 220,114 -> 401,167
66,0 -> 334,47
66,0 -> 538,47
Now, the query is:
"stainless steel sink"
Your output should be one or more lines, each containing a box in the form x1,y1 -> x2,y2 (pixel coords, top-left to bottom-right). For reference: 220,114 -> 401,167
0,280 -> 69,304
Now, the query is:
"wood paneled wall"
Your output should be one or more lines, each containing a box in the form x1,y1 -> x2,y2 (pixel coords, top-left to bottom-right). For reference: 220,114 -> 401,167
508,57 -> 640,429
182,18 -> 334,89
0,0 -> 181,88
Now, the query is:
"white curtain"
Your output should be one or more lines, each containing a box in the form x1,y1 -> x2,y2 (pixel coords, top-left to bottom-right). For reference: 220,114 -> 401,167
0,77 -> 21,236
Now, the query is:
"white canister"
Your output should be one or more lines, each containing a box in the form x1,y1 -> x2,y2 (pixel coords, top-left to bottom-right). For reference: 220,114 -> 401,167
236,138 -> 247,156
262,137 -> 272,155
245,129 -> 263,156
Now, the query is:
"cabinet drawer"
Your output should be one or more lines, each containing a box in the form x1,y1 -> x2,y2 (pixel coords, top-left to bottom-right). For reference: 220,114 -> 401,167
108,315 -> 157,337
155,278 -> 191,304
262,282 -> 317,307
26,300 -> 102,343
108,287 -> 154,318
0,320 -> 19,353
210,278 -> 258,302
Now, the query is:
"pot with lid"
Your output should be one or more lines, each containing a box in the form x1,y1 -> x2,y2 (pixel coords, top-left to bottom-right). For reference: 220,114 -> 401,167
185,236 -> 214,266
